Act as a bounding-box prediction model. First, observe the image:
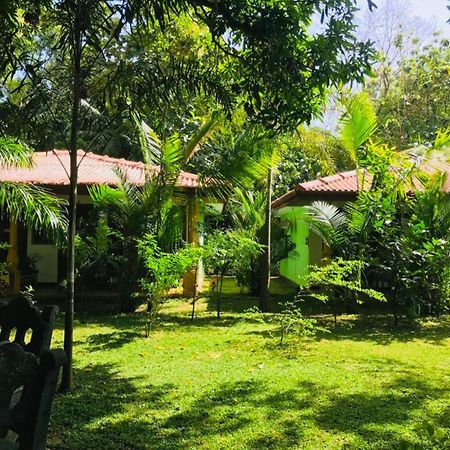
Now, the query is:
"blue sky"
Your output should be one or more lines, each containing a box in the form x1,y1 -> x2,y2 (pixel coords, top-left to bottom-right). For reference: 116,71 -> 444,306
408,0 -> 449,25
358,0 -> 450,35
315,1 -> 449,131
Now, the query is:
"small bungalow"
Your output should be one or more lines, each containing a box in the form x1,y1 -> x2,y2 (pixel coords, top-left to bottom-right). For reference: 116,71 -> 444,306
0,150 -> 205,296
273,159 -> 450,285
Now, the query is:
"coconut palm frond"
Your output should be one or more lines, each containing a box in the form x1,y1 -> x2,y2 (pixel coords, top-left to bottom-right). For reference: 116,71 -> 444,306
197,127 -> 274,200
157,202 -> 185,250
89,183 -> 124,207
230,188 -> 266,232
344,194 -> 372,235
160,134 -> 183,177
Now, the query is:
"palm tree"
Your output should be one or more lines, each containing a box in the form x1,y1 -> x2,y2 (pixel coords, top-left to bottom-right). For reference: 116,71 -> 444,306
0,137 -> 66,232
89,116 -> 218,312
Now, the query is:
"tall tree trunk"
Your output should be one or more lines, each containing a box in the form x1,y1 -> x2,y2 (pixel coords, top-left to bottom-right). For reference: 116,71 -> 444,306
61,6 -> 83,393
259,167 -> 272,312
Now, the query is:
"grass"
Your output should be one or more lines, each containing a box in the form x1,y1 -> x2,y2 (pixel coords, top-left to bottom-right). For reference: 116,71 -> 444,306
47,279 -> 450,449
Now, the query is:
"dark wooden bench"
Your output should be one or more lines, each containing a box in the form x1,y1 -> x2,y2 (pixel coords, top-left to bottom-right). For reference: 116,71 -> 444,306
0,297 -> 58,356
0,342 -> 66,450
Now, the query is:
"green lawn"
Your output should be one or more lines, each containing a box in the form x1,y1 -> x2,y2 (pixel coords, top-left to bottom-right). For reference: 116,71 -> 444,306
48,281 -> 450,449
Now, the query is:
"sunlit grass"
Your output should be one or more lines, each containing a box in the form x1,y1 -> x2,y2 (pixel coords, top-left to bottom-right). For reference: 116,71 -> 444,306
48,280 -> 450,449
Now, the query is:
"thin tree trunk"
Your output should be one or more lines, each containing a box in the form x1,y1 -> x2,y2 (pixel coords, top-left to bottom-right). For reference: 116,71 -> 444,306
191,265 -> 198,320
259,167 -> 272,312
61,6 -> 82,393
217,273 -> 224,318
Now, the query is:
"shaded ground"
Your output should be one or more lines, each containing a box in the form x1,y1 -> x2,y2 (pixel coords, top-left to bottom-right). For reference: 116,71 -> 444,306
32,276 -> 298,315
47,289 -> 450,450
34,285 -> 121,313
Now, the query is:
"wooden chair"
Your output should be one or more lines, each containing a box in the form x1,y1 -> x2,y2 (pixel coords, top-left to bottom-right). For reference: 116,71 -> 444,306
0,342 -> 66,450
0,297 -> 58,356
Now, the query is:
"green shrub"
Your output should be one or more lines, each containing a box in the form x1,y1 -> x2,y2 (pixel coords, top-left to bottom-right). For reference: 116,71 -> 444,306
137,234 -> 202,335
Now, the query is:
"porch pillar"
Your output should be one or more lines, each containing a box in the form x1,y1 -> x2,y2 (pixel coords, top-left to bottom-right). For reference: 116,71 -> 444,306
183,197 -> 204,297
6,219 -> 21,295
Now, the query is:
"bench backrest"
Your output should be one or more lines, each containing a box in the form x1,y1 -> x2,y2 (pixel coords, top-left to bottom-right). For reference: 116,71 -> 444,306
0,297 -> 58,356
0,342 -> 66,450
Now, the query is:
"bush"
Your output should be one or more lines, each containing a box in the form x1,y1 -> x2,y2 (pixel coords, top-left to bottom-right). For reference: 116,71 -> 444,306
137,234 -> 202,335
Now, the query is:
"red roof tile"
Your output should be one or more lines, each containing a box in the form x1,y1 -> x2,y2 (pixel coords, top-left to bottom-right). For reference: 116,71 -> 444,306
273,153 -> 450,209
272,170 -> 359,208
297,170 -> 358,193
0,150 -> 199,188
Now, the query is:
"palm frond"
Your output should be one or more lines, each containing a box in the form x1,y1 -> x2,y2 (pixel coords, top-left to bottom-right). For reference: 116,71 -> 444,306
133,114 -> 163,167
305,201 -> 347,229
185,111 -> 221,163
230,188 -> 266,232
304,201 -> 347,246
161,134 -> 183,176
344,194 -> 371,235
0,137 -> 33,168
339,93 -> 377,162
156,202 -> 185,250
88,183 -> 125,207
0,182 -> 66,232
198,127 -> 274,200
434,127 -> 450,150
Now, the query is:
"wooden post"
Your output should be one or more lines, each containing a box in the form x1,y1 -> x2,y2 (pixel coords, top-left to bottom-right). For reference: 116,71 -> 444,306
183,197 -> 203,296
6,219 -> 21,295
259,167 -> 273,312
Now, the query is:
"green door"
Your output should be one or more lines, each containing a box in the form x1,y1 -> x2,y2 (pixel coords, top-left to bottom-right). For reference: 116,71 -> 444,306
279,207 -> 310,285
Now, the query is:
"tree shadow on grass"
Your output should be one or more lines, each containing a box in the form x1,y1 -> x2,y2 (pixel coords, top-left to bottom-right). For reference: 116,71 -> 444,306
204,292 -> 259,314
107,379 -> 314,449
314,374 -> 449,448
48,363 -> 175,450
50,373 -> 314,449
53,311 -> 147,333
81,330 -> 142,351
159,313 -> 243,329
48,362 -> 447,450
203,292 -> 292,318
314,314 -> 450,346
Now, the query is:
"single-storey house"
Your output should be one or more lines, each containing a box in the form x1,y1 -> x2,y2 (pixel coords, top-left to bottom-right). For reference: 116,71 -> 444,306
273,157 -> 450,285
0,150 -> 205,296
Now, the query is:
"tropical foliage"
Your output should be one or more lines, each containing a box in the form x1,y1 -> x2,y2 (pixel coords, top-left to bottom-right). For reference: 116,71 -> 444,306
370,37 -> 450,149
137,234 -> 202,335
273,127 -> 354,198
74,218 -> 114,289
0,137 -> 65,233
203,229 -> 263,318
89,116 -> 215,311
307,93 -> 450,321
299,258 -> 386,325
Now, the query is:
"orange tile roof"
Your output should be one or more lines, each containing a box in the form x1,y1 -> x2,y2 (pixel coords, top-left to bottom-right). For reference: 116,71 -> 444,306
297,170 -> 358,193
273,153 -> 450,209
0,150 -> 199,188
272,170 -> 359,208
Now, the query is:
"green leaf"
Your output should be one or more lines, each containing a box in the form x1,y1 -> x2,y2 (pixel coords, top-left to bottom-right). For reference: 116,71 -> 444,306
339,93 -> 377,162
